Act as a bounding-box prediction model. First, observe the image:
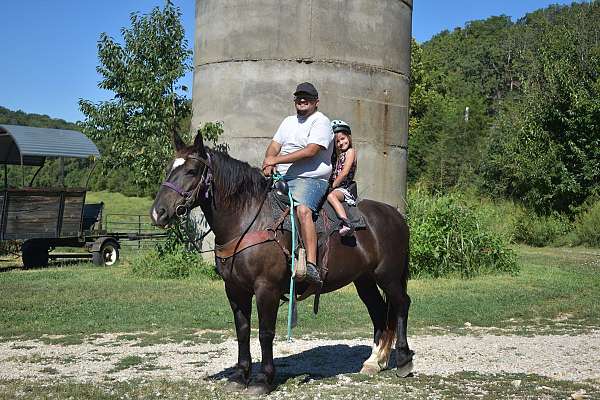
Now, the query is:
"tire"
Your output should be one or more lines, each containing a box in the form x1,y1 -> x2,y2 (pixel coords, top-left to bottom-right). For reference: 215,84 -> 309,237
92,240 -> 119,266
21,239 -> 50,269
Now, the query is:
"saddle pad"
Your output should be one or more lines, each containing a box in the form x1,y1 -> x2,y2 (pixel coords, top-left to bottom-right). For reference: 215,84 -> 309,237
269,191 -> 367,237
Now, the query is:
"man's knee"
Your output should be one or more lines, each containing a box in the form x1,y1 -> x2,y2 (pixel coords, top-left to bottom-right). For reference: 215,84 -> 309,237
296,205 -> 313,221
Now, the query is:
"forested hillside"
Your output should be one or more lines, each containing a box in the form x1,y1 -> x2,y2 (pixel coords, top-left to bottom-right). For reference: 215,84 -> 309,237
410,2 -> 599,215
0,106 -> 77,130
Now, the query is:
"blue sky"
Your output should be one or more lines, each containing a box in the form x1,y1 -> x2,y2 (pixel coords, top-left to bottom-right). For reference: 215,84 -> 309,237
0,1 -> 580,123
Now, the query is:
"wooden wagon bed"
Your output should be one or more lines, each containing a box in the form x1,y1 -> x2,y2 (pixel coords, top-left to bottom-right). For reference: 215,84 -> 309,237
0,188 -> 86,241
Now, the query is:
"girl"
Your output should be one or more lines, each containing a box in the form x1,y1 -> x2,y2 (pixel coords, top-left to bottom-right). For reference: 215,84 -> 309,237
328,120 -> 357,236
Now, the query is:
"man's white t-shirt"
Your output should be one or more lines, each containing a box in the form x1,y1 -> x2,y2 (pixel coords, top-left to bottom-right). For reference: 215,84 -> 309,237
272,111 -> 334,180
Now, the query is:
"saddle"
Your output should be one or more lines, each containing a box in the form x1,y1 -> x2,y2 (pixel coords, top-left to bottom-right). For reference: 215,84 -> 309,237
269,188 -> 367,296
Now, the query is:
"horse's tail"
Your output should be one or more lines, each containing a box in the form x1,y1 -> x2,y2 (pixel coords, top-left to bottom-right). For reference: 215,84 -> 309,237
405,228 -> 411,281
385,230 -> 409,340
385,294 -> 398,336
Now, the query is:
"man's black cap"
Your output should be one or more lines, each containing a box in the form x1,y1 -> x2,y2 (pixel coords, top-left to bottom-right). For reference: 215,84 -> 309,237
293,82 -> 318,100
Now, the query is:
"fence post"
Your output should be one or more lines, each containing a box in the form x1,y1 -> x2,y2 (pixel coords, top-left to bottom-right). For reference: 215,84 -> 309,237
138,215 -> 141,250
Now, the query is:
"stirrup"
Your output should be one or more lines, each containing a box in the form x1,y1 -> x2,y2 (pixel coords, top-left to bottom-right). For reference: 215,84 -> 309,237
292,248 -> 307,281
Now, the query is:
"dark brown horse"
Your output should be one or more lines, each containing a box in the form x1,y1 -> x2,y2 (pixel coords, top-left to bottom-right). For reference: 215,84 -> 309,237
150,132 -> 413,395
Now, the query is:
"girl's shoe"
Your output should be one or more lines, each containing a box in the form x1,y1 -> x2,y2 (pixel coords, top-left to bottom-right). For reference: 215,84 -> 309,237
339,219 -> 355,236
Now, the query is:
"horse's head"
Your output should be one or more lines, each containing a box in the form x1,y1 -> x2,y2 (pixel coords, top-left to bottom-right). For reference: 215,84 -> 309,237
150,131 -> 212,227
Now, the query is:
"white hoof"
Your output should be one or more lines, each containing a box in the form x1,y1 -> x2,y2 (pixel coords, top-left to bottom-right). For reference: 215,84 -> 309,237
360,362 -> 381,375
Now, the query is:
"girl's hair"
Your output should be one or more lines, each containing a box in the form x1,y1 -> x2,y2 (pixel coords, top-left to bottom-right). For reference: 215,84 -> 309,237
331,131 -> 353,167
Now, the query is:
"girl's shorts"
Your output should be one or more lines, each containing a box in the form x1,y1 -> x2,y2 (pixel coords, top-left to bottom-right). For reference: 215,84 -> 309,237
333,187 -> 357,206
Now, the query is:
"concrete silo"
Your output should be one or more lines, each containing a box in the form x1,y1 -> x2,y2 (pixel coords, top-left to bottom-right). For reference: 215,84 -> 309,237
192,0 -> 412,210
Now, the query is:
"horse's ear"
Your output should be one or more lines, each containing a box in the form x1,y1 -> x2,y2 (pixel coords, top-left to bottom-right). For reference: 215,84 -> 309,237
172,131 -> 186,152
194,132 -> 207,158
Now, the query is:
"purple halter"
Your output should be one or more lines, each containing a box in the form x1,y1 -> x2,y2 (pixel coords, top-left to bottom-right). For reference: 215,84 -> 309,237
161,181 -> 191,198
161,153 -> 212,217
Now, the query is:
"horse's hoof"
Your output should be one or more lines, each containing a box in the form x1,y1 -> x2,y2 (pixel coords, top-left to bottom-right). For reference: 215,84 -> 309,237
359,363 -> 380,375
223,380 -> 246,393
396,350 -> 414,378
396,360 -> 414,378
245,382 -> 273,396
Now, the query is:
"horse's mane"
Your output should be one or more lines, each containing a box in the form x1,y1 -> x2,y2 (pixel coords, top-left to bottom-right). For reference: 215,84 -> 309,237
182,146 -> 269,208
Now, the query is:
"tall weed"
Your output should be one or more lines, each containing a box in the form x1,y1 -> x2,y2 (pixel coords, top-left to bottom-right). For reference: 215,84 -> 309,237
571,200 -> 600,247
513,212 -> 571,247
408,191 -> 518,278
451,188 -> 524,242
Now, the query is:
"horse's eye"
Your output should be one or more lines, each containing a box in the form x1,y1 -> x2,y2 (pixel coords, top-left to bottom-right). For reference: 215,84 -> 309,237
185,169 -> 196,176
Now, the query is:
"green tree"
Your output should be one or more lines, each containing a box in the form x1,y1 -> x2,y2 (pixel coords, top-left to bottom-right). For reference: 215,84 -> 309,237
409,16 -> 516,190
78,1 -> 192,193
481,3 -> 600,213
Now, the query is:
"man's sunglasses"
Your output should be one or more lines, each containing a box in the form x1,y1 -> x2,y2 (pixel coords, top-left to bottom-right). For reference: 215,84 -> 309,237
294,97 -> 317,104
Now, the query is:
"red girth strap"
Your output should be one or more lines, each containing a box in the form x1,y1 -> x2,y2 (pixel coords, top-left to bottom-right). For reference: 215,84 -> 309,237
214,207 -> 291,260
215,230 -> 275,259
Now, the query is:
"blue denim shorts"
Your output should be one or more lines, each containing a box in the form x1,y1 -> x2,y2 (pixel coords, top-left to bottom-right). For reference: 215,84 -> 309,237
285,177 -> 329,211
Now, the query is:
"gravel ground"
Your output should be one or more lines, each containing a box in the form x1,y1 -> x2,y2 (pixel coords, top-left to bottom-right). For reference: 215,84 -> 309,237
1,330 -> 599,384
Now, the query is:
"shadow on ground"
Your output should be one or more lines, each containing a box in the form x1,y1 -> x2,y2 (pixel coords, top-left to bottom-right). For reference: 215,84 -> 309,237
209,344 -> 398,385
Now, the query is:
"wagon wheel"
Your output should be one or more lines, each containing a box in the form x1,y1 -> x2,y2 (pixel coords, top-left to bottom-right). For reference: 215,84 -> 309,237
92,240 -> 120,266
21,239 -> 50,269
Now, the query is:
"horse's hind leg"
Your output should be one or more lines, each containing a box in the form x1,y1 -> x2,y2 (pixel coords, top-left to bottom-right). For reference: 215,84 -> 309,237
376,267 -> 414,377
354,274 -> 396,375
394,292 -> 414,377
224,283 -> 252,392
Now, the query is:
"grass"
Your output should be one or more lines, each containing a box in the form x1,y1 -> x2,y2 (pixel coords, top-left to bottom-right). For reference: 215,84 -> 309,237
0,245 -> 599,399
85,191 -> 154,216
0,372 -> 597,399
1,246 -> 599,340
108,355 -> 144,373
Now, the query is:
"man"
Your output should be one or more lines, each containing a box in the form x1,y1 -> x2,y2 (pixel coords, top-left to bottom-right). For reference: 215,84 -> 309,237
262,82 -> 334,288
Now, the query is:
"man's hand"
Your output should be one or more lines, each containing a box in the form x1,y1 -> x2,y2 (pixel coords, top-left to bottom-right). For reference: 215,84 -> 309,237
263,141 -> 282,177
262,156 -> 278,177
262,165 -> 275,177
263,155 -> 278,168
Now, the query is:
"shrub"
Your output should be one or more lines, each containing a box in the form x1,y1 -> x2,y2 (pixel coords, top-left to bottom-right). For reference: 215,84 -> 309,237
130,226 -> 219,280
513,212 -> 571,247
571,200 -> 600,247
408,191 -> 518,278
130,249 -> 219,280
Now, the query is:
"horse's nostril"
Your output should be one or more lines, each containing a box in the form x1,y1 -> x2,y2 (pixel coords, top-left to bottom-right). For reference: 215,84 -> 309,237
151,207 -> 167,225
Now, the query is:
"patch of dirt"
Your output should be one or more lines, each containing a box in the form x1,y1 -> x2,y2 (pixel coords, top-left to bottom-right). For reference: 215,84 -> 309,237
1,330 -> 599,384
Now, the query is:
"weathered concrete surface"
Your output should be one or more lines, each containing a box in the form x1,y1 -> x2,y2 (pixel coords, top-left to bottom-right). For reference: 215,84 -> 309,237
193,0 -> 412,208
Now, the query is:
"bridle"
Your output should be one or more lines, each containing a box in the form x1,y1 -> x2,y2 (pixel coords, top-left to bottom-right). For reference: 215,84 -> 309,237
161,153 -> 213,218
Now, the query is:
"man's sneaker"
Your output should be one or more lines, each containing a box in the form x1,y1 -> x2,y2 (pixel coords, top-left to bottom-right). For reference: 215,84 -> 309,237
305,262 -> 323,286
296,261 -> 323,300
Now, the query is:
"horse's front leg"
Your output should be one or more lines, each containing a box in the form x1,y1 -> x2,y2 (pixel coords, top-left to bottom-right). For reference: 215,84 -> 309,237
224,283 -> 253,392
246,283 -> 280,395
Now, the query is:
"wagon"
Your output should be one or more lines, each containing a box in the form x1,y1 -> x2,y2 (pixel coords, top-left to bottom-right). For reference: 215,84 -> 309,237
0,124 -> 157,268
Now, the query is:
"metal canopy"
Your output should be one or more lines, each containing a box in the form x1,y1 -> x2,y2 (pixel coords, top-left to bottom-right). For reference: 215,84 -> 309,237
0,124 -> 100,166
